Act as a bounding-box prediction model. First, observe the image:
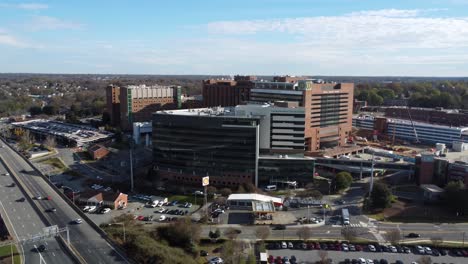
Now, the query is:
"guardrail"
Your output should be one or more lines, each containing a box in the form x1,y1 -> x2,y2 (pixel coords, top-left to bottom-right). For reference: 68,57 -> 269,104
0,139 -> 133,264
0,152 -> 83,264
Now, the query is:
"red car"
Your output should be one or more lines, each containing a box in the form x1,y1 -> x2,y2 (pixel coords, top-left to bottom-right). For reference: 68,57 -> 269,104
137,215 -> 145,221
355,245 -> 363,251
307,243 -> 315,250
461,250 -> 468,257
268,255 -> 274,263
275,256 -> 283,264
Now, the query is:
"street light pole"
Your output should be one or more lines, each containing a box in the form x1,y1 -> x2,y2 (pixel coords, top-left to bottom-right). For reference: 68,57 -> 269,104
463,232 -> 466,247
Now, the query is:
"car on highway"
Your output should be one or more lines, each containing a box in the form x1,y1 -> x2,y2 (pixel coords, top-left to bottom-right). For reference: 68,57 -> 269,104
2,173 -> 9,176
273,224 -> 286,230
34,195 -> 42,200
16,197 -> 25,202
407,233 -> 420,238
37,245 -> 46,252
45,208 -> 57,213
72,218 -> 83,224
7,183 -> 15,187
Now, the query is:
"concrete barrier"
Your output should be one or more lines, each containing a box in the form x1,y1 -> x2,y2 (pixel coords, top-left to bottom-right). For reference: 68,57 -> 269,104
0,139 -> 133,264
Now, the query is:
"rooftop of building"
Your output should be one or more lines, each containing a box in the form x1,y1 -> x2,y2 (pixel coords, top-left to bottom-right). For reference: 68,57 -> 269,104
259,153 -> 315,160
227,193 -> 283,204
353,115 -> 468,130
12,119 -> 113,147
381,106 -> 467,114
125,84 -> 176,89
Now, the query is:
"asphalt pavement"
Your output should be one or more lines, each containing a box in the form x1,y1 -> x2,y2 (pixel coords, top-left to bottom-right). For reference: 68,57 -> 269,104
0,142 -> 130,264
0,159 -> 74,264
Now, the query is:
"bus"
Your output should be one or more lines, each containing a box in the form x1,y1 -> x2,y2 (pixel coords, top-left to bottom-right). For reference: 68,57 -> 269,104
342,208 -> 350,225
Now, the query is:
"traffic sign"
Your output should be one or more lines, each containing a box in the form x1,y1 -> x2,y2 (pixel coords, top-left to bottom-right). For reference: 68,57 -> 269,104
202,176 -> 209,186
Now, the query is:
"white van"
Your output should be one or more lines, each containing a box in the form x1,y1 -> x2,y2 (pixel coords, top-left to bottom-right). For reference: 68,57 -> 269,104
159,215 -> 166,222
264,185 -> 277,192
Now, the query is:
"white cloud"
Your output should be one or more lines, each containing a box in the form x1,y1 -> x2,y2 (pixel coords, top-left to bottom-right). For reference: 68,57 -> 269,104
206,9 -> 468,50
0,29 -> 27,47
26,16 -> 83,31
348,9 -> 423,17
0,3 -> 48,10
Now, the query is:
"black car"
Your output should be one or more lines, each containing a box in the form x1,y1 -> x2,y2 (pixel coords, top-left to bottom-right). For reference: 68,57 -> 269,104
290,255 -> 297,264
344,259 -> 351,264
274,224 -> 286,230
200,250 -> 208,256
45,208 -> 57,213
433,248 -> 440,256
373,259 -> 380,264
407,233 -> 420,238
440,249 -> 448,256
380,259 -> 388,264
37,245 -> 46,252
351,259 -> 358,264
16,197 -> 25,202
395,261 -> 403,264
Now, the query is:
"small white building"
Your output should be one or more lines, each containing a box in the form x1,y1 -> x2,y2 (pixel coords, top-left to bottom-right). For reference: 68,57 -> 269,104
227,193 -> 283,210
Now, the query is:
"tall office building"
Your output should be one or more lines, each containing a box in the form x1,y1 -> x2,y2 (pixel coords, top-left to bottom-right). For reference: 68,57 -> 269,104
105,84 -> 121,126
106,84 -> 182,130
202,75 -> 256,107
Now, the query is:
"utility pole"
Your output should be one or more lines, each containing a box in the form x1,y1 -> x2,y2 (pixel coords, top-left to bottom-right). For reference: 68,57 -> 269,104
369,153 -> 375,195
129,139 -> 134,192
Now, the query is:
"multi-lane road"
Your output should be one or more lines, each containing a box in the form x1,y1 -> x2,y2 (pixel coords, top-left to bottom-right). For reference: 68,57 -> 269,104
0,141 -> 130,264
0,160 -> 75,264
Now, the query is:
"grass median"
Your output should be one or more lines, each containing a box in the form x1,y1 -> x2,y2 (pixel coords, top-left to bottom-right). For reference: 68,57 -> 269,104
0,244 -> 21,264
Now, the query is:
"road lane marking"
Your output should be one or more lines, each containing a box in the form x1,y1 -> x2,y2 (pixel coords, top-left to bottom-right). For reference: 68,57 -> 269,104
52,252 -> 55,257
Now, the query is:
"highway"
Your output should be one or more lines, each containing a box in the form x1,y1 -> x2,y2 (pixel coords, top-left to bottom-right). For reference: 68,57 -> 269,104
0,161 -> 74,264
0,142 -> 130,264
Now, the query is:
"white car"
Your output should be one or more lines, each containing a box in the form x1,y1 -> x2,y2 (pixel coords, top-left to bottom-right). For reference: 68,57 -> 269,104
281,241 -> 287,249
35,195 -> 42,200
389,245 -> 397,253
424,247 -> 432,255
367,260 -> 374,264
102,208 -> 111,214
416,245 -> 425,254
342,244 -> 349,251
358,258 -> 366,264
73,218 -> 83,224
159,215 -> 166,222
213,208 -> 225,214
208,257 -> 223,264
156,208 -> 165,213
87,206 -> 97,213
83,206 -> 91,212
368,245 -> 376,252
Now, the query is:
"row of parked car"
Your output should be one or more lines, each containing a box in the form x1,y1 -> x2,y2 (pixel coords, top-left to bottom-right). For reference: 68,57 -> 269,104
268,241 -> 465,257
82,205 -> 111,214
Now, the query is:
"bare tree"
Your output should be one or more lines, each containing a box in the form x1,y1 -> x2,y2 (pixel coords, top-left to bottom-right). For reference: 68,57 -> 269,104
18,129 -> 33,151
317,250 -> 328,264
296,226 -> 312,241
255,226 -> 270,241
341,227 -> 358,242
418,255 -> 432,264
224,227 -> 241,240
44,135 -> 57,149
430,237 -> 443,247
384,229 -> 402,245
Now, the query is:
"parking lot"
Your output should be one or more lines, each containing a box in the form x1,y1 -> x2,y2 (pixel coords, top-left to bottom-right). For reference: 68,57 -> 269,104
267,242 -> 461,264
86,195 -> 201,225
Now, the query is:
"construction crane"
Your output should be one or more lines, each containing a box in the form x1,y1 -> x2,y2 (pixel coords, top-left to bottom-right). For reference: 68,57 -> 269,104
406,106 -> 420,143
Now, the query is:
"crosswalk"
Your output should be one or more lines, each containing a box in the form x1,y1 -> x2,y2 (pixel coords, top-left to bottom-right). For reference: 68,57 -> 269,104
331,222 -> 374,228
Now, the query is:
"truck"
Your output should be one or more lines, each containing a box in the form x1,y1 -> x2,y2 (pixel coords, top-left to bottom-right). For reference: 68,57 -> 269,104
342,208 -> 350,225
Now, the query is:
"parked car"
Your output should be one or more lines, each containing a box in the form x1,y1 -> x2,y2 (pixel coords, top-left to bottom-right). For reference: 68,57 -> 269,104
424,247 -> 432,255
287,242 -> 293,249
368,245 -> 376,252
416,245 -> 425,254
389,246 -> 397,253
281,242 -> 287,249
342,244 -> 349,251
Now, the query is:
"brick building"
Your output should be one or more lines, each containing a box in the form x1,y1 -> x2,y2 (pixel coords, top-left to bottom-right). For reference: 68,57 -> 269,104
385,107 -> 468,127
106,84 -> 182,130
88,144 -> 110,160
105,84 -> 121,126
202,75 -> 256,107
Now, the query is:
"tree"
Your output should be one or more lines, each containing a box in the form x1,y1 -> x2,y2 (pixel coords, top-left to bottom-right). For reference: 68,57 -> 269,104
209,228 -> 221,242
224,227 -> 241,240
317,250 -> 328,264
29,106 -> 42,116
370,182 -> 392,209
246,253 -> 256,264
341,227 -> 358,242
443,181 -> 466,214
18,129 -> 33,151
207,186 -> 217,197
42,105 -> 57,115
335,171 -> 353,191
377,88 -> 396,100
384,229 -> 401,245
220,188 -> 232,197
418,255 -> 432,264
296,226 -> 312,241
102,111 -> 111,125
255,226 -> 270,241
430,237 -> 443,247
44,135 -> 57,149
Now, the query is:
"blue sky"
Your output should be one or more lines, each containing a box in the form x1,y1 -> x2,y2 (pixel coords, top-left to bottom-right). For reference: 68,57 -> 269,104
1,0 -> 468,76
